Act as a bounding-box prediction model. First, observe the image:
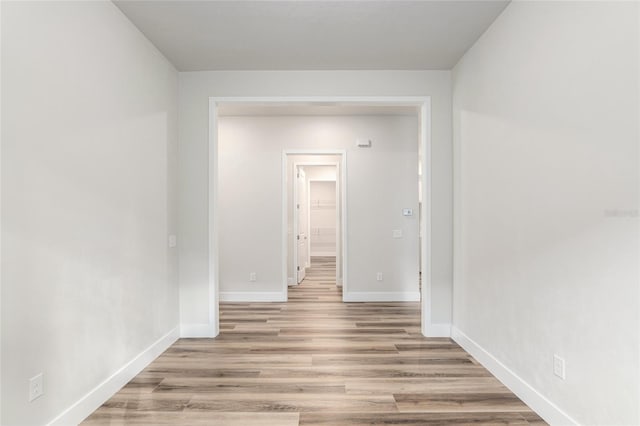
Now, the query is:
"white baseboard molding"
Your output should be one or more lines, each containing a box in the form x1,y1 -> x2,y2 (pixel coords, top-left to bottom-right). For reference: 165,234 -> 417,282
423,322 -> 452,337
220,291 -> 286,302
336,277 -> 343,288
180,322 -> 217,338
48,327 -> 179,426
451,327 -> 578,426
343,291 -> 420,302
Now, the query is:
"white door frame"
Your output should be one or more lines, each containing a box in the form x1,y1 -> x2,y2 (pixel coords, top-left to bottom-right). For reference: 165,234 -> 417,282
208,96 -> 433,337
294,163 -> 310,284
287,158 -> 344,294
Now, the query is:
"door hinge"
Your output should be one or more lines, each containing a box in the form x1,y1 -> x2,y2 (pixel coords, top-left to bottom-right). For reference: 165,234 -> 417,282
297,235 -> 300,240
297,266 -> 300,271
297,203 -> 300,209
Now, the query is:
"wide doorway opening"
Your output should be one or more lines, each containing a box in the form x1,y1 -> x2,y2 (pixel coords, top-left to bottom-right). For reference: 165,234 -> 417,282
210,97 -> 433,336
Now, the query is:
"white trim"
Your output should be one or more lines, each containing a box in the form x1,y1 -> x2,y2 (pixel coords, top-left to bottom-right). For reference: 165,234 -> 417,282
451,327 -> 579,426
208,96 -> 432,338
0,2 -> 3,417
423,323 -> 451,337
419,100 -> 434,336
220,291 -> 287,302
208,99 -> 220,337
293,163 -> 301,284
281,151 -> 289,295
343,291 -> 421,302
48,327 -> 179,426
180,323 -> 217,338
282,150 -> 347,300
212,96 -> 432,105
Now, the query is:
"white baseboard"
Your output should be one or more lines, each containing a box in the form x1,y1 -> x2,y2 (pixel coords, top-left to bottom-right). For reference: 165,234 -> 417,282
220,291 -> 286,302
336,277 -> 343,288
451,327 -> 578,426
423,322 -> 451,337
48,327 -> 179,426
180,322 -> 217,338
343,291 -> 420,302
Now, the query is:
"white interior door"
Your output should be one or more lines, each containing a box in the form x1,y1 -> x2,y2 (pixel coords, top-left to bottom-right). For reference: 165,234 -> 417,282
296,167 -> 308,283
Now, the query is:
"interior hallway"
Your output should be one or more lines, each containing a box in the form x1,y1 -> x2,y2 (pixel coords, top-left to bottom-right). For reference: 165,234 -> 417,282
83,257 -> 545,425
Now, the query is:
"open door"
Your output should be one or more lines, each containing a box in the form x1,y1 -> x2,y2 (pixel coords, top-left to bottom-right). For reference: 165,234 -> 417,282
296,167 -> 308,283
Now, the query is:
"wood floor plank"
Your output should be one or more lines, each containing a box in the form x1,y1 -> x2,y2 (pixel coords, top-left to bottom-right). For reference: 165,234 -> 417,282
82,256 -> 546,425
299,412 -> 533,425
84,411 -> 300,426
186,393 -> 397,413
393,392 -> 532,413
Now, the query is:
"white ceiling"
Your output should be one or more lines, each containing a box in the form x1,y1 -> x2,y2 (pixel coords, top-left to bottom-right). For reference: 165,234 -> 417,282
114,0 -> 510,71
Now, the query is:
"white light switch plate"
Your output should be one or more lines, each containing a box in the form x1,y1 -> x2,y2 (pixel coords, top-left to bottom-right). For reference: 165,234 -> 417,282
553,354 -> 565,380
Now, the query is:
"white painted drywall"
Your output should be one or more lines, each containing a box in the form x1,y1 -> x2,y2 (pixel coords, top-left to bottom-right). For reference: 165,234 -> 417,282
304,166 -> 337,182
1,2 -> 179,424
178,71 -> 453,329
218,116 -> 419,298
452,1 -> 639,424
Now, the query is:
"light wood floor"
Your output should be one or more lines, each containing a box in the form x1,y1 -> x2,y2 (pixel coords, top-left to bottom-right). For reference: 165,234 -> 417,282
83,257 -> 545,425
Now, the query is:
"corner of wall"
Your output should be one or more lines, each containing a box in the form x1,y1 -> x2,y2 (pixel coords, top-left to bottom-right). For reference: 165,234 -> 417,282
451,327 -> 578,425
48,328 -> 179,426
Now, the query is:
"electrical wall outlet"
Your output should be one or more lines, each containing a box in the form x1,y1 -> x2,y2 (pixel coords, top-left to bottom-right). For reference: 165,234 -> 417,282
376,272 -> 383,281
168,235 -> 177,248
553,354 -> 566,380
29,373 -> 44,402
249,272 -> 257,282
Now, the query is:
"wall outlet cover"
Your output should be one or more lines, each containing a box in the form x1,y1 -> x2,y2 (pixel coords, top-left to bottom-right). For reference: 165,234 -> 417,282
29,373 -> 44,402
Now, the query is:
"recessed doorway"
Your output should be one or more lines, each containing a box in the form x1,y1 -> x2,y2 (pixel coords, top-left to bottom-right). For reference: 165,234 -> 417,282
287,157 -> 344,299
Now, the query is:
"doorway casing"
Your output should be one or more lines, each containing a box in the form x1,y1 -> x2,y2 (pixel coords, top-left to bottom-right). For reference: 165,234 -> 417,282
288,155 -> 345,295
208,96 -> 437,337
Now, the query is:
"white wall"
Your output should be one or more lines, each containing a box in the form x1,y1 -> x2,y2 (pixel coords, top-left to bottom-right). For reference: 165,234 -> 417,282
304,166 -> 337,182
178,70 -> 453,331
218,116 -> 419,300
452,2 -> 639,424
1,2 -> 179,424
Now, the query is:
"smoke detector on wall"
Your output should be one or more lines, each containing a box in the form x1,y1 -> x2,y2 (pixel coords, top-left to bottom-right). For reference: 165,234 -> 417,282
356,139 -> 372,148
